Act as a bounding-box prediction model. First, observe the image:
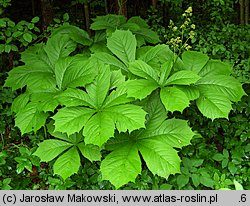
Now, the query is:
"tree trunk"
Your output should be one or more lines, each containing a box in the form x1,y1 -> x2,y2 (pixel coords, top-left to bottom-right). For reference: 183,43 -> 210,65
162,1 -> 169,27
152,0 -> 158,9
31,0 -> 35,16
8,52 -> 14,69
239,0 -> 245,25
128,0 -> 138,16
83,3 -> 91,35
245,0 -> 249,24
40,0 -> 54,30
104,0 -> 108,14
116,0 -> 127,17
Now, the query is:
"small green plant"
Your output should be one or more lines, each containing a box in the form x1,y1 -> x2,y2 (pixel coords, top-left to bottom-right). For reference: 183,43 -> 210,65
46,177 -> 75,190
214,173 -> 233,190
4,15 -> 245,188
212,149 -> 229,169
0,178 -> 11,189
0,16 -> 40,53
176,158 -> 214,189
0,0 -> 11,14
14,146 -> 40,174
219,179 -> 244,190
45,13 -> 70,35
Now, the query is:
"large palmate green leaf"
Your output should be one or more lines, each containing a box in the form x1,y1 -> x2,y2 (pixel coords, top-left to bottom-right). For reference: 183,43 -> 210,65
103,87 -> 131,108
85,65 -> 111,108
143,91 -> 166,132
44,34 -> 77,67
56,88 -> 94,107
53,66 -> 146,147
141,118 -> 195,149
164,70 -> 201,86
21,44 -> 53,72
3,34 -> 79,135
193,65 -> 245,118
134,28 -> 160,44
196,75 -> 245,102
126,79 -> 159,100
100,144 -> 141,189
175,85 -> 200,101
55,57 -> 97,90
125,57 -> 196,112
4,65 -> 56,91
125,45 -> 244,116
51,25 -> 92,46
11,92 -> 30,113
181,51 -> 245,118
140,44 -> 174,71
196,94 -> 232,120
31,92 -> 59,112
125,60 -> 160,99
83,111 -> 115,147
52,107 -> 95,136
54,146 -> 80,180
105,104 -> 146,133
198,60 -> 231,77
91,15 -> 126,31
4,35 -> 82,93
15,102 -> 49,135
127,16 -> 149,29
91,52 -> 127,72
138,139 -> 180,177
77,142 -> 101,162
160,86 -> 190,112
102,94 -> 194,188
182,51 -> 209,74
128,60 -> 159,82
34,131 -> 99,180
107,30 -> 136,66
33,139 -> 72,162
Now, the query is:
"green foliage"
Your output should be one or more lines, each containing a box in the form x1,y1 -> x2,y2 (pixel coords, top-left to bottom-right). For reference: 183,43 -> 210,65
0,178 -> 11,190
0,0 -> 248,190
0,17 -> 40,53
3,14 -> 246,188
212,149 -> 229,169
90,14 -> 160,49
193,0 -> 237,25
46,13 -> 72,34
177,158 -> 214,189
34,127 -> 101,180
165,85 -> 250,190
14,146 -> 40,174
214,173 -> 233,190
193,24 -> 250,84
0,0 -> 11,15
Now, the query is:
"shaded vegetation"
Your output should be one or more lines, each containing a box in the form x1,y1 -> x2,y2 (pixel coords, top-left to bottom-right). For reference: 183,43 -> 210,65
0,0 -> 249,190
